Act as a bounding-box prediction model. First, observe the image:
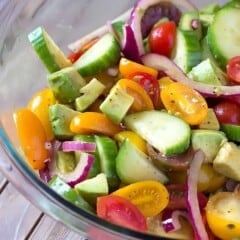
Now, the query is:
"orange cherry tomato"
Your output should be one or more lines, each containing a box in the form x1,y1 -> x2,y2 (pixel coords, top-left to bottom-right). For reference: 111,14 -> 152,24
112,181 -> 169,217
27,88 -> 56,141
119,57 -> 158,79
13,109 -> 49,170
160,82 -> 208,125
70,112 -> 122,137
117,79 -> 154,112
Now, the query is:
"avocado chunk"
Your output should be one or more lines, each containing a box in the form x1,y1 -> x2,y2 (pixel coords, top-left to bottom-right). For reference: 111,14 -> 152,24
75,78 -> 105,112
74,173 -> 109,206
100,84 -> 134,124
49,175 -> 94,212
47,67 -> 86,103
56,151 -> 76,173
188,58 -> 226,85
49,104 -> 79,139
213,142 -> 240,181
198,108 -> 220,130
191,129 -> 227,162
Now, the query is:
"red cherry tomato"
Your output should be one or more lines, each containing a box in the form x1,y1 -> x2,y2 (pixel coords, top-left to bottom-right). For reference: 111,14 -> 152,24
148,21 -> 176,57
97,195 -> 147,232
213,100 -> 240,125
227,56 -> 240,83
127,72 -> 160,108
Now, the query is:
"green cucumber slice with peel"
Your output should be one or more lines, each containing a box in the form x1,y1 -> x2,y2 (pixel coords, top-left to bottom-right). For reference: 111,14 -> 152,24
220,124 -> 240,142
74,33 -> 121,77
171,29 -> 201,73
116,140 -> 168,184
207,7 -> 240,69
49,175 -> 94,212
28,27 -> 71,73
95,135 -> 120,191
124,111 -> 191,157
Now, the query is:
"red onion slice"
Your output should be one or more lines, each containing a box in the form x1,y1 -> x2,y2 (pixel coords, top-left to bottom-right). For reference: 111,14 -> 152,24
58,152 -> 94,187
129,0 -> 197,56
121,24 -> 142,62
61,140 -> 96,152
186,150 -> 209,240
142,53 -> 240,98
162,209 -> 189,232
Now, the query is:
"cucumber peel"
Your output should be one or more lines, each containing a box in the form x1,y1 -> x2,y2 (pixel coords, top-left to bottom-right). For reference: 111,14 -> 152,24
74,33 -> 121,77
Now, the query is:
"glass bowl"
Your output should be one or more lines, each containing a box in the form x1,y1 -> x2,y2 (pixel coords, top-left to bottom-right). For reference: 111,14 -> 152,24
0,0 -> 227,239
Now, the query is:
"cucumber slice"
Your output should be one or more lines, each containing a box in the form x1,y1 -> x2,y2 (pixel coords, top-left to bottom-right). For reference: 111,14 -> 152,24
220,124 -> 240,142
207,7 -> 240,69
49,175 -> 94,212
74,33 -> 121,77
171,29 -> 201,73
95,135 -> 120,191
178,11 -> 202,40
28,27 -> 71,73
116,140 -> 168,184
124,111 -> 191,157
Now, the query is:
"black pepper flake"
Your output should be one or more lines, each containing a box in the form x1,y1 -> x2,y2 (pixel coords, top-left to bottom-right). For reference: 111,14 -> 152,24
227,223 -> 235,229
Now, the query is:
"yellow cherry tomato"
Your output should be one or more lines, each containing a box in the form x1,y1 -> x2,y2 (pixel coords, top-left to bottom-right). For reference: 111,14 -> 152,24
27,88 -> 56,141
197,163 -> 226,193
160,82 -> 208,125
114,131 -> 147,153
119,57 -> 158,78
112,180 -> 169,217
206,192 -> 240,240
70,112 -> 122,137
117,79 -> 154,112
158,76 -> 174,91
13,109 -> 49,170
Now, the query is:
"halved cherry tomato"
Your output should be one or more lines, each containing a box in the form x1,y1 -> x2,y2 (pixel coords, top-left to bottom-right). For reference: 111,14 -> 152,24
119,57 -> 158,79
70,112 -> 122,137
117,79 -> 154,112
227,56 -> 240,84
148,21 -> 176,57
112,180 -> 169,217
97,195 -> 147,232
213,100 -> 240,125
67,37 -> 99,63
158,76 -> 175,91
13,109 -> 49,170
27,88 -> 56,141
114,130 -> 147,153
127,72 -> 160,108
206,191 -> 240,240
160,82 -> 208,125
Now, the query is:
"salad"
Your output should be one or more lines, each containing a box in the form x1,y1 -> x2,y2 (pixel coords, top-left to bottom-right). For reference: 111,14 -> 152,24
13,0 -> 240,239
